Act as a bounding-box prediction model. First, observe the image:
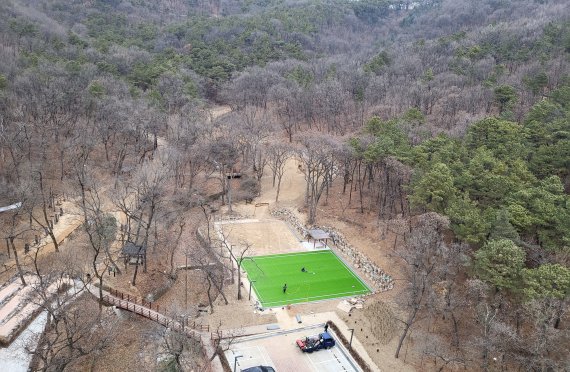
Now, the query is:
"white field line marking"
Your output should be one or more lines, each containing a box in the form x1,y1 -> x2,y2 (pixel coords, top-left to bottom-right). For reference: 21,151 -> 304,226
307,351 -> 347,372
309,349 -> 336,365
258,345 -> 269,365
246,250 -> 332,260
234,345 -> 265,366
306,349 -> 320,372
234,345 -> 258,353
261,288 -> 369,307
306,343 -> 354,372
251,284 -> 264,304
329,251 -> 371,292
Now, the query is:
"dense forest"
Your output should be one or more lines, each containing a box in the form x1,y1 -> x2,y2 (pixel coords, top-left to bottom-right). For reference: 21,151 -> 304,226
0,0 -> 568,371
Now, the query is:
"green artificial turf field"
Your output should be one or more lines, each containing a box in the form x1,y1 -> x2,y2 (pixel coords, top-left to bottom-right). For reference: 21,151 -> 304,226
241,250 -> 370,308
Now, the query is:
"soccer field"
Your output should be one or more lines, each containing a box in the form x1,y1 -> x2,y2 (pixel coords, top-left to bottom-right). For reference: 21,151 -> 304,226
242,250 -> 370,308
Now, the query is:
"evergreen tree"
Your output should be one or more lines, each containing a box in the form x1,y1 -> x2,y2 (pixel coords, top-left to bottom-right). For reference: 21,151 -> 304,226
474,239 -> 526,291
489,208 -> 519,241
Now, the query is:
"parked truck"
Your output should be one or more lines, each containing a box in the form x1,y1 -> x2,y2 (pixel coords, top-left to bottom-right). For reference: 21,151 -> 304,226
295,332 -> 335,353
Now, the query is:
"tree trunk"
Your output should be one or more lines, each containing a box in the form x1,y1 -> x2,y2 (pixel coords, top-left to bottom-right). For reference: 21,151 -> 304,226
451,312 -> 460,348
132,256 -> 140,286
38,172 -> 59,252
395,319 -> 412,359
275,174 -> 283,202
358,161 -> 364,214
212,272 -> 229,305
237,263 -> 242,300
206,275 -> 214,313
227,175 -> 233,212
10,237 -> 27,286
554,299 -> 563,329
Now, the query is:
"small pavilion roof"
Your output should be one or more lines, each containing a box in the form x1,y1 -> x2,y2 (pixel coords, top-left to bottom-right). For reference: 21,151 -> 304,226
121,241 -> 146,256
308,229 -> 330,240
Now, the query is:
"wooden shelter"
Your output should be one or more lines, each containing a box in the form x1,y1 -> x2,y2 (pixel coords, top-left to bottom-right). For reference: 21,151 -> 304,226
121,241 -> 147,271
307,229 -> 331,249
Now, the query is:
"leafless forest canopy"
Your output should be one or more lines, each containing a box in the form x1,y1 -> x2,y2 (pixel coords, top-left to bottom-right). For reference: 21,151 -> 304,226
0,0 -> 569,370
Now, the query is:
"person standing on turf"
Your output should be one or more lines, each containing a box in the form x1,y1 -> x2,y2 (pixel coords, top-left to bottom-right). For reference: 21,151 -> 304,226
283,283 -> 287,293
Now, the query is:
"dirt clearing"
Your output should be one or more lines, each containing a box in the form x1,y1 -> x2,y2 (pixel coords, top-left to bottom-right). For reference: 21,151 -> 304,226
216,219 -> 303,256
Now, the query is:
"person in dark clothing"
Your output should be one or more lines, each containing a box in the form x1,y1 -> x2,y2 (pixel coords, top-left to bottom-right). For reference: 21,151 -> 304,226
301,267 -> 306,272
324,322 -> 329,333
283,283 -> 287,293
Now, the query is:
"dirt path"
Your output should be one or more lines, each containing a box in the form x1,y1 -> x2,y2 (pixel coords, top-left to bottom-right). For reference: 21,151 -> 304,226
233,157 -> 306,221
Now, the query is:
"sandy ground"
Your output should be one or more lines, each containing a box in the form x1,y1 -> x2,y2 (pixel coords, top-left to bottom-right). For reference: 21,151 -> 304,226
233,157 -> 307,221
216,219 -> 303,256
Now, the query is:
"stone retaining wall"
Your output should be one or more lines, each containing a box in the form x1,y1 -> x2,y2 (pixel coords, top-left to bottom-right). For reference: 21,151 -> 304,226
271,208 -> 394,292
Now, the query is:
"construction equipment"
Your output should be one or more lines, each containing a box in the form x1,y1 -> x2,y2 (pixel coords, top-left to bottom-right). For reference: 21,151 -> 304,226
295,332 -> 335,353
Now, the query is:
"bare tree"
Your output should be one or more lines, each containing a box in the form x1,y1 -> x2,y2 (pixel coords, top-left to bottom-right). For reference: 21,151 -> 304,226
515,298 -> 570,371
28,293 -> 117,372
394,213 -> 449,359
235,106 -> 274,170
297,133 -> 340,224
209,321 -> 241,363
207,140 -> 238,212
0,196 -> 32,286
157,323 -> 205,371
465,279 -> 506,372
23,171 -> 60,253
267,142 -> 292,202
269,83 -> 300,142
189,241 -> 229,312
113,159 -> 169,285
213,222 -> 257,301
76,176 -> 117,305
232,243 -> 252,301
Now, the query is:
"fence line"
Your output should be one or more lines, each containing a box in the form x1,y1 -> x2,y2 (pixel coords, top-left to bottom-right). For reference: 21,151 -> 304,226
99,286 -> 218,371
101,294 -> 205,339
